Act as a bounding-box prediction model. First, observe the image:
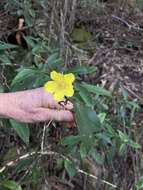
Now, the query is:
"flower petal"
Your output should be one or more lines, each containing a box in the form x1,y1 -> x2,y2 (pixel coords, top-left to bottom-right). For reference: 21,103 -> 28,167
65,85 -> 74,97
44,81 -> 56,93
51,71 -> 63,81
64,73 -> 75,83
54,91 -> 65,101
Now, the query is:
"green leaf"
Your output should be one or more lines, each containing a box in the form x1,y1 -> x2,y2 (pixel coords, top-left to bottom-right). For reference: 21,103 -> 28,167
118,130 -> 129,143
129,140 -> 141,149
61,135 -> 80,146
119,143 -> 127,156
11,68 -> 37,89
0,85 -> 4,92
80,143 -> 88,159
90,149 -> 104,165
1,180 -> 22,190
137,0 -> 143,8
74,103 -> 101,149
24,36 -> 36,47
71,27 -> 92,43
44,53 -> 63,70
0,41 -> 18,50
15,158 -> 34,173
67,65 -> 97,75
76,84 -> 94,107
96,133 -> 112,144
82,83 -> 111,97
135,177 -> 143,189
11,68 -> 49,91
64,159 -> 76,178
98,113 -> 106,123
10,119 -> 29,145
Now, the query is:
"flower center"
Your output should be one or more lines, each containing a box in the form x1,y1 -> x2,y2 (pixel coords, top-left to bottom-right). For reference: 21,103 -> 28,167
57,80 -> 66,90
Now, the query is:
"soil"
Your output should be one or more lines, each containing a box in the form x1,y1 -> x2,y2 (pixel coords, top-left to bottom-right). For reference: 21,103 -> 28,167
75,4 -> 143,101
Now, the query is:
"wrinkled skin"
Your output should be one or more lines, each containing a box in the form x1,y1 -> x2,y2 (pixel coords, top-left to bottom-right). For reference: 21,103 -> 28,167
0,88 -> 74,123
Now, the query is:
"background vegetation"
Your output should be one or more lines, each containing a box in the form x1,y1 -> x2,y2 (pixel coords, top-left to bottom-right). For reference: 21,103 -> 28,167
0,0 -> 143,189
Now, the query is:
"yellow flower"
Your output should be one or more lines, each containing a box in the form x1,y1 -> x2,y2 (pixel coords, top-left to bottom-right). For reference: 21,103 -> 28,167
44,71 -> 75,101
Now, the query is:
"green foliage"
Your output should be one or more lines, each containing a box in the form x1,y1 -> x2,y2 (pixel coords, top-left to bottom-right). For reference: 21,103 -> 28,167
64,159 -> 76,178
10,119 -> 29,145
0,41 -> 18,50
6,0 -> 36,26
0,180 -> 22,190
75,102 -> 101,150
135,177 -> 143,189
0,0 -> 142,189
137,0 -> 143,8
71,26 -> 92,43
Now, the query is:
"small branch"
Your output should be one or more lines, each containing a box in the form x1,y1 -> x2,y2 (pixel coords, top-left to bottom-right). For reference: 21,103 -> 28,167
0,150 -> 118,188
112,15 -> 143,32
123,85 -> 143,104
41,120 -> 52,152
78,168 -> 117,188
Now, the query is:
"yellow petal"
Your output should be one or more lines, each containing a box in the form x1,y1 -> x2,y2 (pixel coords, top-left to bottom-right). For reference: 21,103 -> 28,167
44,81 -> 56,93
64,85 -> 74,97
64,73 -> 75,83
50,71 -> 63,81
54,91 -> 65,101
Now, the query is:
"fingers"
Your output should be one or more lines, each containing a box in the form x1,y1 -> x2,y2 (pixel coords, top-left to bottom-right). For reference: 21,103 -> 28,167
41,87 -> 73,110
32,108 -> 74,123
59,101 -> 73,110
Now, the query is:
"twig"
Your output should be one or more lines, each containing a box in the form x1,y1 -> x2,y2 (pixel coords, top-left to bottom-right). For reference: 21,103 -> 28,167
41,120 -> 52,153
112,15 -> 132,29
78,169 -> 117,188
0,150 -> 118,188
123,85 -> 143,104
112,15 -> 143,32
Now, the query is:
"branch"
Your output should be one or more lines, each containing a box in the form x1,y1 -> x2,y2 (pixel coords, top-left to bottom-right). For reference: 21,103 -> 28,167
0,150 -> 118,188
112,15 -> 143,32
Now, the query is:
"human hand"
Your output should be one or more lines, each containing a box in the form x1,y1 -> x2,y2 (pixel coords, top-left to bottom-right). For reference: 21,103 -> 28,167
0,88 -> 74,123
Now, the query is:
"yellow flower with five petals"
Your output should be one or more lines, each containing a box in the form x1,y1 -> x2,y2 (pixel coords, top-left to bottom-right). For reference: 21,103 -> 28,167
44,71 -> 75,101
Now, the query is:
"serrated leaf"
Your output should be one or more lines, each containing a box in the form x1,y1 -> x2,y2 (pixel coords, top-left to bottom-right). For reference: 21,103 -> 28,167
10,119 -> 29,145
